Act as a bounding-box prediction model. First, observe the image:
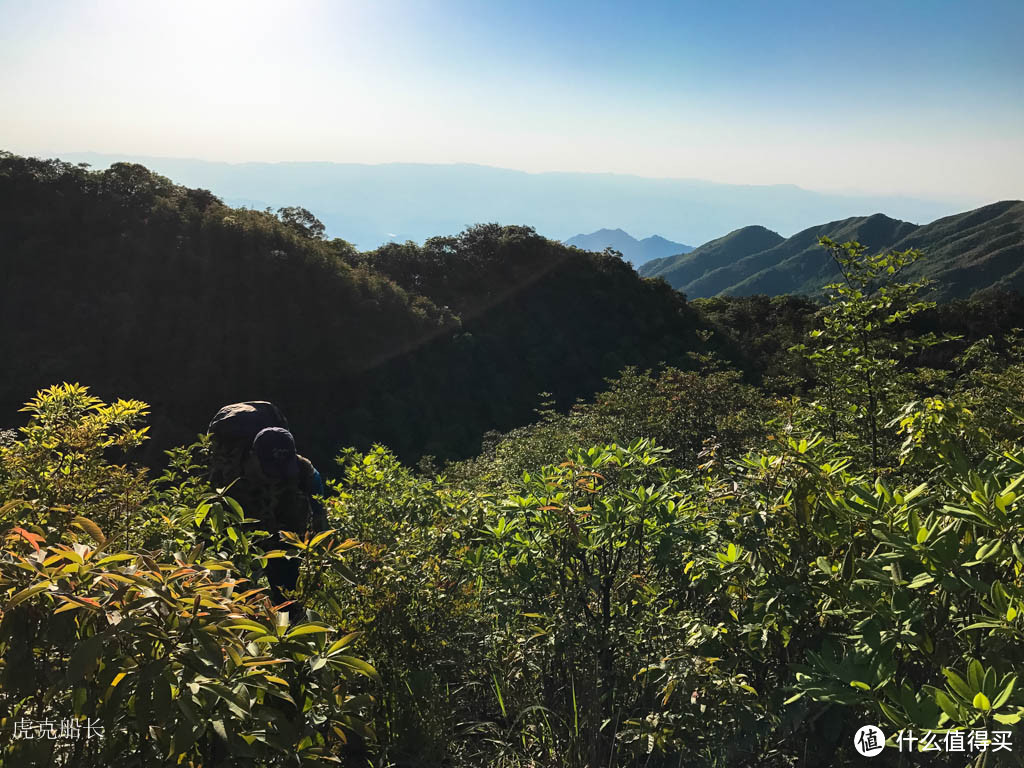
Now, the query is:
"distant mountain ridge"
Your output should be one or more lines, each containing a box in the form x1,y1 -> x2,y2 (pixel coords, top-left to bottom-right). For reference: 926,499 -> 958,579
564,229 -> 693,266
639,201 -> 1024,300
54,152 -> 972,249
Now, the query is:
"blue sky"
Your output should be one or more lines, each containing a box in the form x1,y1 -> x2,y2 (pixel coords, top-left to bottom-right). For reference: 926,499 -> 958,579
1,0 -> 1021,201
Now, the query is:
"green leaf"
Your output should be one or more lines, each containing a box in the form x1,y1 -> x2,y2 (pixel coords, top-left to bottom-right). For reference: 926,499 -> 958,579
879,700 -> 908,727
71,515 -> 106,544
67,633 -> 105,683
991,581 -> 1010,612
993,676 -> 1016,709
172,716 -> 203,754
152,677 -> 172,722
326,631 -> 361,655
943,669 -> 973,702
904,482 -> 928,502
223,495 -> 245,518
6,581 -> 54,609
968,660 -> 985,694
200,682 -> 250,711
961,621 -> 1005,632
224,620 -> 273,634
133,677 -> 156,736
194,503 -> 212,526
284,623 -> 332,639
983,667 -> 996,698
331,655 -> 381,683
908,508 -> 921,538
309,530 -> 335,548
972,692 -> 991,711
906,573 -> 934,589
933,689 -> 960,720
96,553 -> 137,565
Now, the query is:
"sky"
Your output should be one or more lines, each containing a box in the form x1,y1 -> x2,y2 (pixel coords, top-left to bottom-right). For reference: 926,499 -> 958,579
1,0 -> 1022,203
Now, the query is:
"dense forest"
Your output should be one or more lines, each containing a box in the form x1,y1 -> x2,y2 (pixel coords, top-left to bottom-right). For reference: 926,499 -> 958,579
0,152 -> 722,467
2,152 -> 1024,766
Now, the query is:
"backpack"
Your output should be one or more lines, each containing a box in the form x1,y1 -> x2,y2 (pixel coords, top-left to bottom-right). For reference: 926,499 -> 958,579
207,401 -> 288,487
237,453 -> 324,535
207,402 -> 328,535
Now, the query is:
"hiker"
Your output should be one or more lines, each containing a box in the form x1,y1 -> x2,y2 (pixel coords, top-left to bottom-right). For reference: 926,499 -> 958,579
207,402 -> 328,617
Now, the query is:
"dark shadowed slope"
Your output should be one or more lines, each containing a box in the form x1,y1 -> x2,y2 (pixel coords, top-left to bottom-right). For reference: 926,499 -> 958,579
0,152 -> 721,465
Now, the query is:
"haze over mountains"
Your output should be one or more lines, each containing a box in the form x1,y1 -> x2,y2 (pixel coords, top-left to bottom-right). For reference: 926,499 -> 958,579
57,152 -> 973,250
640,200 -> 1024,300
564,229 -> 693,266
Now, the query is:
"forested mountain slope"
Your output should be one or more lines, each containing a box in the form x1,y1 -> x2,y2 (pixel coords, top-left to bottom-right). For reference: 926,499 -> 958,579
0,152 -> 716,464
640,225 -> 785,293
0,153 -> 451,462
641,201 -> 1024,299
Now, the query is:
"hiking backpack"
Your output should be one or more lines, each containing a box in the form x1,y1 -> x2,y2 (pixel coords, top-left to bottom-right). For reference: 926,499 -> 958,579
207,401 -> 289,486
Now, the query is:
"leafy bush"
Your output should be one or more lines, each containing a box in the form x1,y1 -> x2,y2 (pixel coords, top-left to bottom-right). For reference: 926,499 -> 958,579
322,411 -> 1024,766
0,385 -> 377,767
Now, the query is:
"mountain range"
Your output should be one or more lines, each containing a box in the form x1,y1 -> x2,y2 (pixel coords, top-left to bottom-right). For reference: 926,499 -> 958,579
640,201 -> 1024,300
564,229 -> 693,266
51,152 -> 973,250
3,151 -> 1023,467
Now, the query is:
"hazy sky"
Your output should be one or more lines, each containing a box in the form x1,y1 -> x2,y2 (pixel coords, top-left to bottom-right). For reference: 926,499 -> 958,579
1,0 -> 1022,202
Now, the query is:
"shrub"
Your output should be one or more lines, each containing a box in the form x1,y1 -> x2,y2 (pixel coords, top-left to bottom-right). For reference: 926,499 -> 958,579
0,385 -> 377,767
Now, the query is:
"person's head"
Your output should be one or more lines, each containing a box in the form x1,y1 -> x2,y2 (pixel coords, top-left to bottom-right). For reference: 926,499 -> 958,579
252,427 -> 300,482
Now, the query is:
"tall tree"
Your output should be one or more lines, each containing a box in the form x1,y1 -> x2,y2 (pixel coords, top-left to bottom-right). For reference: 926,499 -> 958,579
796,237 -> 945,465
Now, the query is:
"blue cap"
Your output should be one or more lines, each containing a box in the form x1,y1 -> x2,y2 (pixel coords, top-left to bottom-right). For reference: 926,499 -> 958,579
252,427 -> 300,481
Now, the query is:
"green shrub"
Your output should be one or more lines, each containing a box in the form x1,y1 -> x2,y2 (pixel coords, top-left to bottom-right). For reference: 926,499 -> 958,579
0,385 -> 377,767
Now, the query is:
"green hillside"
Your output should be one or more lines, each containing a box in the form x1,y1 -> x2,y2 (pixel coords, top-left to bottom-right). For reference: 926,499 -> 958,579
639,225 -> 784,295
641,201 -> 1024,299
0,152 -> 716,465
